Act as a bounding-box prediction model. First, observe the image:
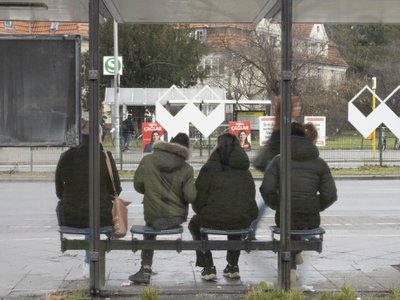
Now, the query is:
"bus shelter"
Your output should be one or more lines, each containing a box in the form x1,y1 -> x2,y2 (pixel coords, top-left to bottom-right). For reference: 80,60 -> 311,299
1,0 -> 400,292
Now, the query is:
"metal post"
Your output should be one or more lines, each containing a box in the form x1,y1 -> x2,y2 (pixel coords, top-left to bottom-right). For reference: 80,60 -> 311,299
88,0 -> 101,293
280,0 -> 293,291
371,77 -> 377,159
113,20 -> 121,159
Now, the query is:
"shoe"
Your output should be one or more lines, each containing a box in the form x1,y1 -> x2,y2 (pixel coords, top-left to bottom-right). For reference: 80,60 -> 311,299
129,266 -> 152,284
295,253 -> 304,265
82,262 -> 89,279
223,264 -> 240,279
290,269 -> 299,282
201,266 -> 217,281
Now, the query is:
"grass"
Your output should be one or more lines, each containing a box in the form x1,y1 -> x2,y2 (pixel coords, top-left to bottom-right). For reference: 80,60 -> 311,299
139,286 -> 159,300
245,285 -> 400,300
45,291 -> 89,300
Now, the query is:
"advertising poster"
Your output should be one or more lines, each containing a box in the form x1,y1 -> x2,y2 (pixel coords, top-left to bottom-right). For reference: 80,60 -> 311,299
304,116 -> 326,147
259,116 -> 275,146
229,121 -> 251,151
142,122 -> 164,153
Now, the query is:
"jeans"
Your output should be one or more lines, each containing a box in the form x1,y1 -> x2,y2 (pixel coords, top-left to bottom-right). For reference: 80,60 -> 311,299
123,132 -> 131,150
250,199 -> 268,239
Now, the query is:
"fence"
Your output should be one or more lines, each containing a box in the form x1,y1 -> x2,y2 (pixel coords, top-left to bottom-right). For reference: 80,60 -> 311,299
1,130 -> 400,172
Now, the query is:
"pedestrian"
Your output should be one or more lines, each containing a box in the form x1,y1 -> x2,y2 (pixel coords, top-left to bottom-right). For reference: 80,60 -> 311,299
189,132 -> 258,281
259,122 -> 337,281
121,114 -> 134,152
55,119 -> 122,277
129,133 -> 196,284
250,95 -> 302,239
100,115 -> 107,142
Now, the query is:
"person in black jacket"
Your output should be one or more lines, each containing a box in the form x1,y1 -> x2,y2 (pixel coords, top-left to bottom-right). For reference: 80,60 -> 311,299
55,120 -> 122,277
55,120 -> 122,228
259,122 -> 337,281
189,133 -> 258,281
122,114 -> 135,152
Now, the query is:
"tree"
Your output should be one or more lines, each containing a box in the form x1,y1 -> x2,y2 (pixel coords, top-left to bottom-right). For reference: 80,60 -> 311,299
99,21 -> 205,88
81,21 -> 206,110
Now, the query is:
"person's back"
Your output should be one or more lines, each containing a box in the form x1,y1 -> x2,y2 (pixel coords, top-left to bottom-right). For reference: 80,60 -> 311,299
55,127 -> 122,228
260,133 -> 337,229
134,135 -> 196,226
193,135 -> 257,229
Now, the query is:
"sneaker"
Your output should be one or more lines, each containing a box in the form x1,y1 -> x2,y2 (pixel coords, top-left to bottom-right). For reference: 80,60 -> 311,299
223,264 -> 240,279
201,266 -> 217,281
129,266 -> 152,284
295,252 -> 304,265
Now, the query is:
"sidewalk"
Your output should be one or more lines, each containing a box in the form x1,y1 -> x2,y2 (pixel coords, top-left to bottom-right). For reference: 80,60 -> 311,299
2,214 -> 400,299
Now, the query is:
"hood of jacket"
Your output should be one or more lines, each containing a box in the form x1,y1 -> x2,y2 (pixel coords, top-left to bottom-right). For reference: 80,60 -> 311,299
291,135 -> 319,161
208,145 -> 250,170
151,141 -> 190,172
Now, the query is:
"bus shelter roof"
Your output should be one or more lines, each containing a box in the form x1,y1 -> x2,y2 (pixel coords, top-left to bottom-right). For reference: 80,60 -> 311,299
1,0 -> 400,24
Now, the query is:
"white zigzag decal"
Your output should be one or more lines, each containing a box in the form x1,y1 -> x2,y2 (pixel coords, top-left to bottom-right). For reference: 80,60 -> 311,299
348,85 -> 400,139
155,85 -> 226,138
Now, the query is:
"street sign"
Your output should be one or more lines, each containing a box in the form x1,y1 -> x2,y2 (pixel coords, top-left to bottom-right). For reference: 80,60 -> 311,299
103,56 -> 123,75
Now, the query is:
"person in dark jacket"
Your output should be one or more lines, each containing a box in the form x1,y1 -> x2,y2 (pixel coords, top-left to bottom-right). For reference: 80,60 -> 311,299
55,120 -> 122,278
122,114 -> 135,151
55,120 -> 122,228
129,133 -> 196,285
189,132 -> 258,281
250,95 -> 302,239
259,122 -> 337,280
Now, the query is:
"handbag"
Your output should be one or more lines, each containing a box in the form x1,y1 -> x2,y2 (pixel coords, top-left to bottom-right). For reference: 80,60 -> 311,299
104,151 -> 131,238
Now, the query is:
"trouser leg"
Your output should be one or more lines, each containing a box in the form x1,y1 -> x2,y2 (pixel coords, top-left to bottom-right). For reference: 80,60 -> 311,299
188,215 -> 213,267
226,234 -> 241,266
141,233 -> 155,267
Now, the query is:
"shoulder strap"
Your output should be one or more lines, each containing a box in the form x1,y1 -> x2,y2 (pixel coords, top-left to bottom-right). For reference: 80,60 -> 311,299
104,151 -> 118,196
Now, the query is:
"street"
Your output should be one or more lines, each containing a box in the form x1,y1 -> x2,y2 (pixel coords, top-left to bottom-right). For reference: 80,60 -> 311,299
0,179 -> 400,297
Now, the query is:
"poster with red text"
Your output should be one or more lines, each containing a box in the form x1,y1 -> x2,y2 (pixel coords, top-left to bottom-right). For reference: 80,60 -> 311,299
142,122 -> 164,153
229,121 -> 252,152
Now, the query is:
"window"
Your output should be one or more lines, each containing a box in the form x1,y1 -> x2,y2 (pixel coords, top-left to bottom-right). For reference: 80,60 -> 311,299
203,56 -> 224,76
50,22 -> 59,31
195,29 -> 206,42
270,36 -> 278,47
4,21 -> 13,29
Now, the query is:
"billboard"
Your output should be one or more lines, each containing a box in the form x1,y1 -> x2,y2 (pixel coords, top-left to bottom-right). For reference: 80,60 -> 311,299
0,35 -> 81,147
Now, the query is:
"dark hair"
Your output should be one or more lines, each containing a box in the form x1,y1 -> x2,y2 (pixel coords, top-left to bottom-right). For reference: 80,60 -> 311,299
238,130 -> 250,145
216,132 -> 240,166
151,131 -> 159,143
291,122 -> 305,137
171,132 -> 190,148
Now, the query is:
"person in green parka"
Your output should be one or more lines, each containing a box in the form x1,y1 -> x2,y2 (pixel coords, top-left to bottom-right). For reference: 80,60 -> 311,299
189,132 -> 258,281
129,133 -> 196,285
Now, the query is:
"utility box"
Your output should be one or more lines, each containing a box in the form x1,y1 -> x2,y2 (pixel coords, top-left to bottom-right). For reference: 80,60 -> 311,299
0,35 -> 81,147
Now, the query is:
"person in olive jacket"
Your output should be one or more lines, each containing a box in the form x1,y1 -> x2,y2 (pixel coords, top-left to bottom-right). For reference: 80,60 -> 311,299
55,121 -> 122,228
259,122 -> 337,278
130,133 -> 196,285
189,132 -> 258,281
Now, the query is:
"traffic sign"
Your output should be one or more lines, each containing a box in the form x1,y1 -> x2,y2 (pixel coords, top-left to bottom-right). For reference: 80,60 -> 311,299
103,56 -> 123,75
